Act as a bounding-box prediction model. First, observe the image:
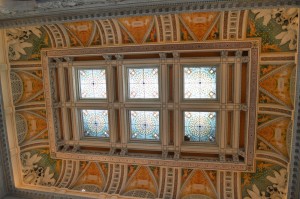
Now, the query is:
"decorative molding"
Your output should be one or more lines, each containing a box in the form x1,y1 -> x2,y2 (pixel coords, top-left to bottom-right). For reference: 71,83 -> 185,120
261,56 -> 295,62
42,41 -> 258,171
45,41 -> 254,57
287,12 -> 300,199
0,80 -> 10,197
258,107 -> 292,116
0,0 -> 300,28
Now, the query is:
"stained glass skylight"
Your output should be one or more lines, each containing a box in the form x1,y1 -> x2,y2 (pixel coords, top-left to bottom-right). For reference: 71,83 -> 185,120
79,69 -> 107,99
130,111 -> 160,140
184,66 -> 217,99
82,110 -> 109,138
128,68 -> 159,99
184,112 -> 216,142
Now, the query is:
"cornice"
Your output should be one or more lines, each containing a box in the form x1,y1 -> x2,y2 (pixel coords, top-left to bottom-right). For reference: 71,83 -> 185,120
0,81 -> 14,198
287,12 -> 300,199
0,0 -> 300,28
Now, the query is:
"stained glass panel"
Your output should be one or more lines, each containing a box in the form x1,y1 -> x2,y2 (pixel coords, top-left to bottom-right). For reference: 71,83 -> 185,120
130,111 -> 160,140
128,68 -> 159,99
184,112 -> 216,142
79,69 -> 107,99
82,110 -> 109,138
184,66 -> 217,99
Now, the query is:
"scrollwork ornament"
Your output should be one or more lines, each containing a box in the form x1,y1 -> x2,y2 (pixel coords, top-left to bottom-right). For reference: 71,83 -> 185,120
174,151 -> 180,160
240,104 -> 248,111
235,50 -> 242,57
172,51 -> 180,59
53,57 -> 63,63
159,52 -> 167,59
103,54 -> 112,60
251,41 -> 259,49
233,154 -> 239,163
64,56 -> 74,63
238,149 -> 245,157
72,144 -> 80,152
219,153 -> 225,162
162,150 -> 168,159
221,50 -> 228,58
115,54 -> 124,60
120,147 -> 128,156
242,56 -> 250,63
61,144 -> 70,152
109,147 -> 116,155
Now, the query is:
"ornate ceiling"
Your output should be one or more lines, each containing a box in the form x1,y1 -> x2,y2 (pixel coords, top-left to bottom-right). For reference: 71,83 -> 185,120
0,3 -> 299,199
0,0 -> 299,28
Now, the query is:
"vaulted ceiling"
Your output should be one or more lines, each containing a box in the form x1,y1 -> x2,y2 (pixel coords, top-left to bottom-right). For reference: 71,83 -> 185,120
0,1 -> 299,199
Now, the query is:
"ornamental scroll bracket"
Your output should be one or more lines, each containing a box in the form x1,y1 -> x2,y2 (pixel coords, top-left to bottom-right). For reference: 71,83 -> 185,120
120,147 -> 128,156
159,52 -> 167,59
64,56 -> 74,63
240,104 -> 248,111
103,54 -> 113,61
109,147 -> 116,155
115,54 -> 124,60
162,150 -> 168,159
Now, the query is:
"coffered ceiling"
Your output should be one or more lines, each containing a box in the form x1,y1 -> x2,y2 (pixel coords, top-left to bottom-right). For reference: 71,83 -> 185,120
0,2 -> 299,199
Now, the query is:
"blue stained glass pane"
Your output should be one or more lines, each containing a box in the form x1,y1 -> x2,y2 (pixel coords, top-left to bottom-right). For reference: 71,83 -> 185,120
79,69 -> 107,99
184,66 -> 217,99
184,112 -> 216,142
128,68 -> 159,99
82,110 -> 109,138
130,111 -> 160,140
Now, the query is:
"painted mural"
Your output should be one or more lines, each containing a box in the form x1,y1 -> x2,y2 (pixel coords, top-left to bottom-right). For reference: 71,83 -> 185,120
247,8 -> 298,52
7,26 -> 51,61
258,118 -> 291,157
72,162 -> 105,191
123,166 -> 158,196
6,12 -> 224,61
13,70 -> 44,104
257,114 -> 280,126
118,16 -> 154,44
259,92 -> 281,105
259,63 -> 295,107
180,170 -> 216,199
64,21 -> 95,47
18,111 -> 48,143
21,148 -> 61,186
180,12 -> 220,41
3,8 -> 299,199
242,161 -> 288,199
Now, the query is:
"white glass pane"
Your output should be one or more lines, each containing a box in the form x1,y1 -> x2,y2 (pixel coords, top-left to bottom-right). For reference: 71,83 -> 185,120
184,112 -> 216,142
184,66 -> 217,99
79,69 -> 107,99
128,68 -> 159,99
130,111 -> 160,140
82,110 -> 109,138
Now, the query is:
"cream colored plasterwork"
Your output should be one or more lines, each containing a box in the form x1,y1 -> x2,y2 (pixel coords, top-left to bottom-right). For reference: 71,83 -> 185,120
42,41 -> 259,171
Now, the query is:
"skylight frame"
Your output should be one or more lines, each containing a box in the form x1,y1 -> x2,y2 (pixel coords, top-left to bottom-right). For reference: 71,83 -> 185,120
79,108 -> 111,141
124,64 -> 161,102
181,64 -> 220,102
127,109 -> 162,142
182,110 -> 219,145
76,67 -> 109,102
42,41 -> 257,171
